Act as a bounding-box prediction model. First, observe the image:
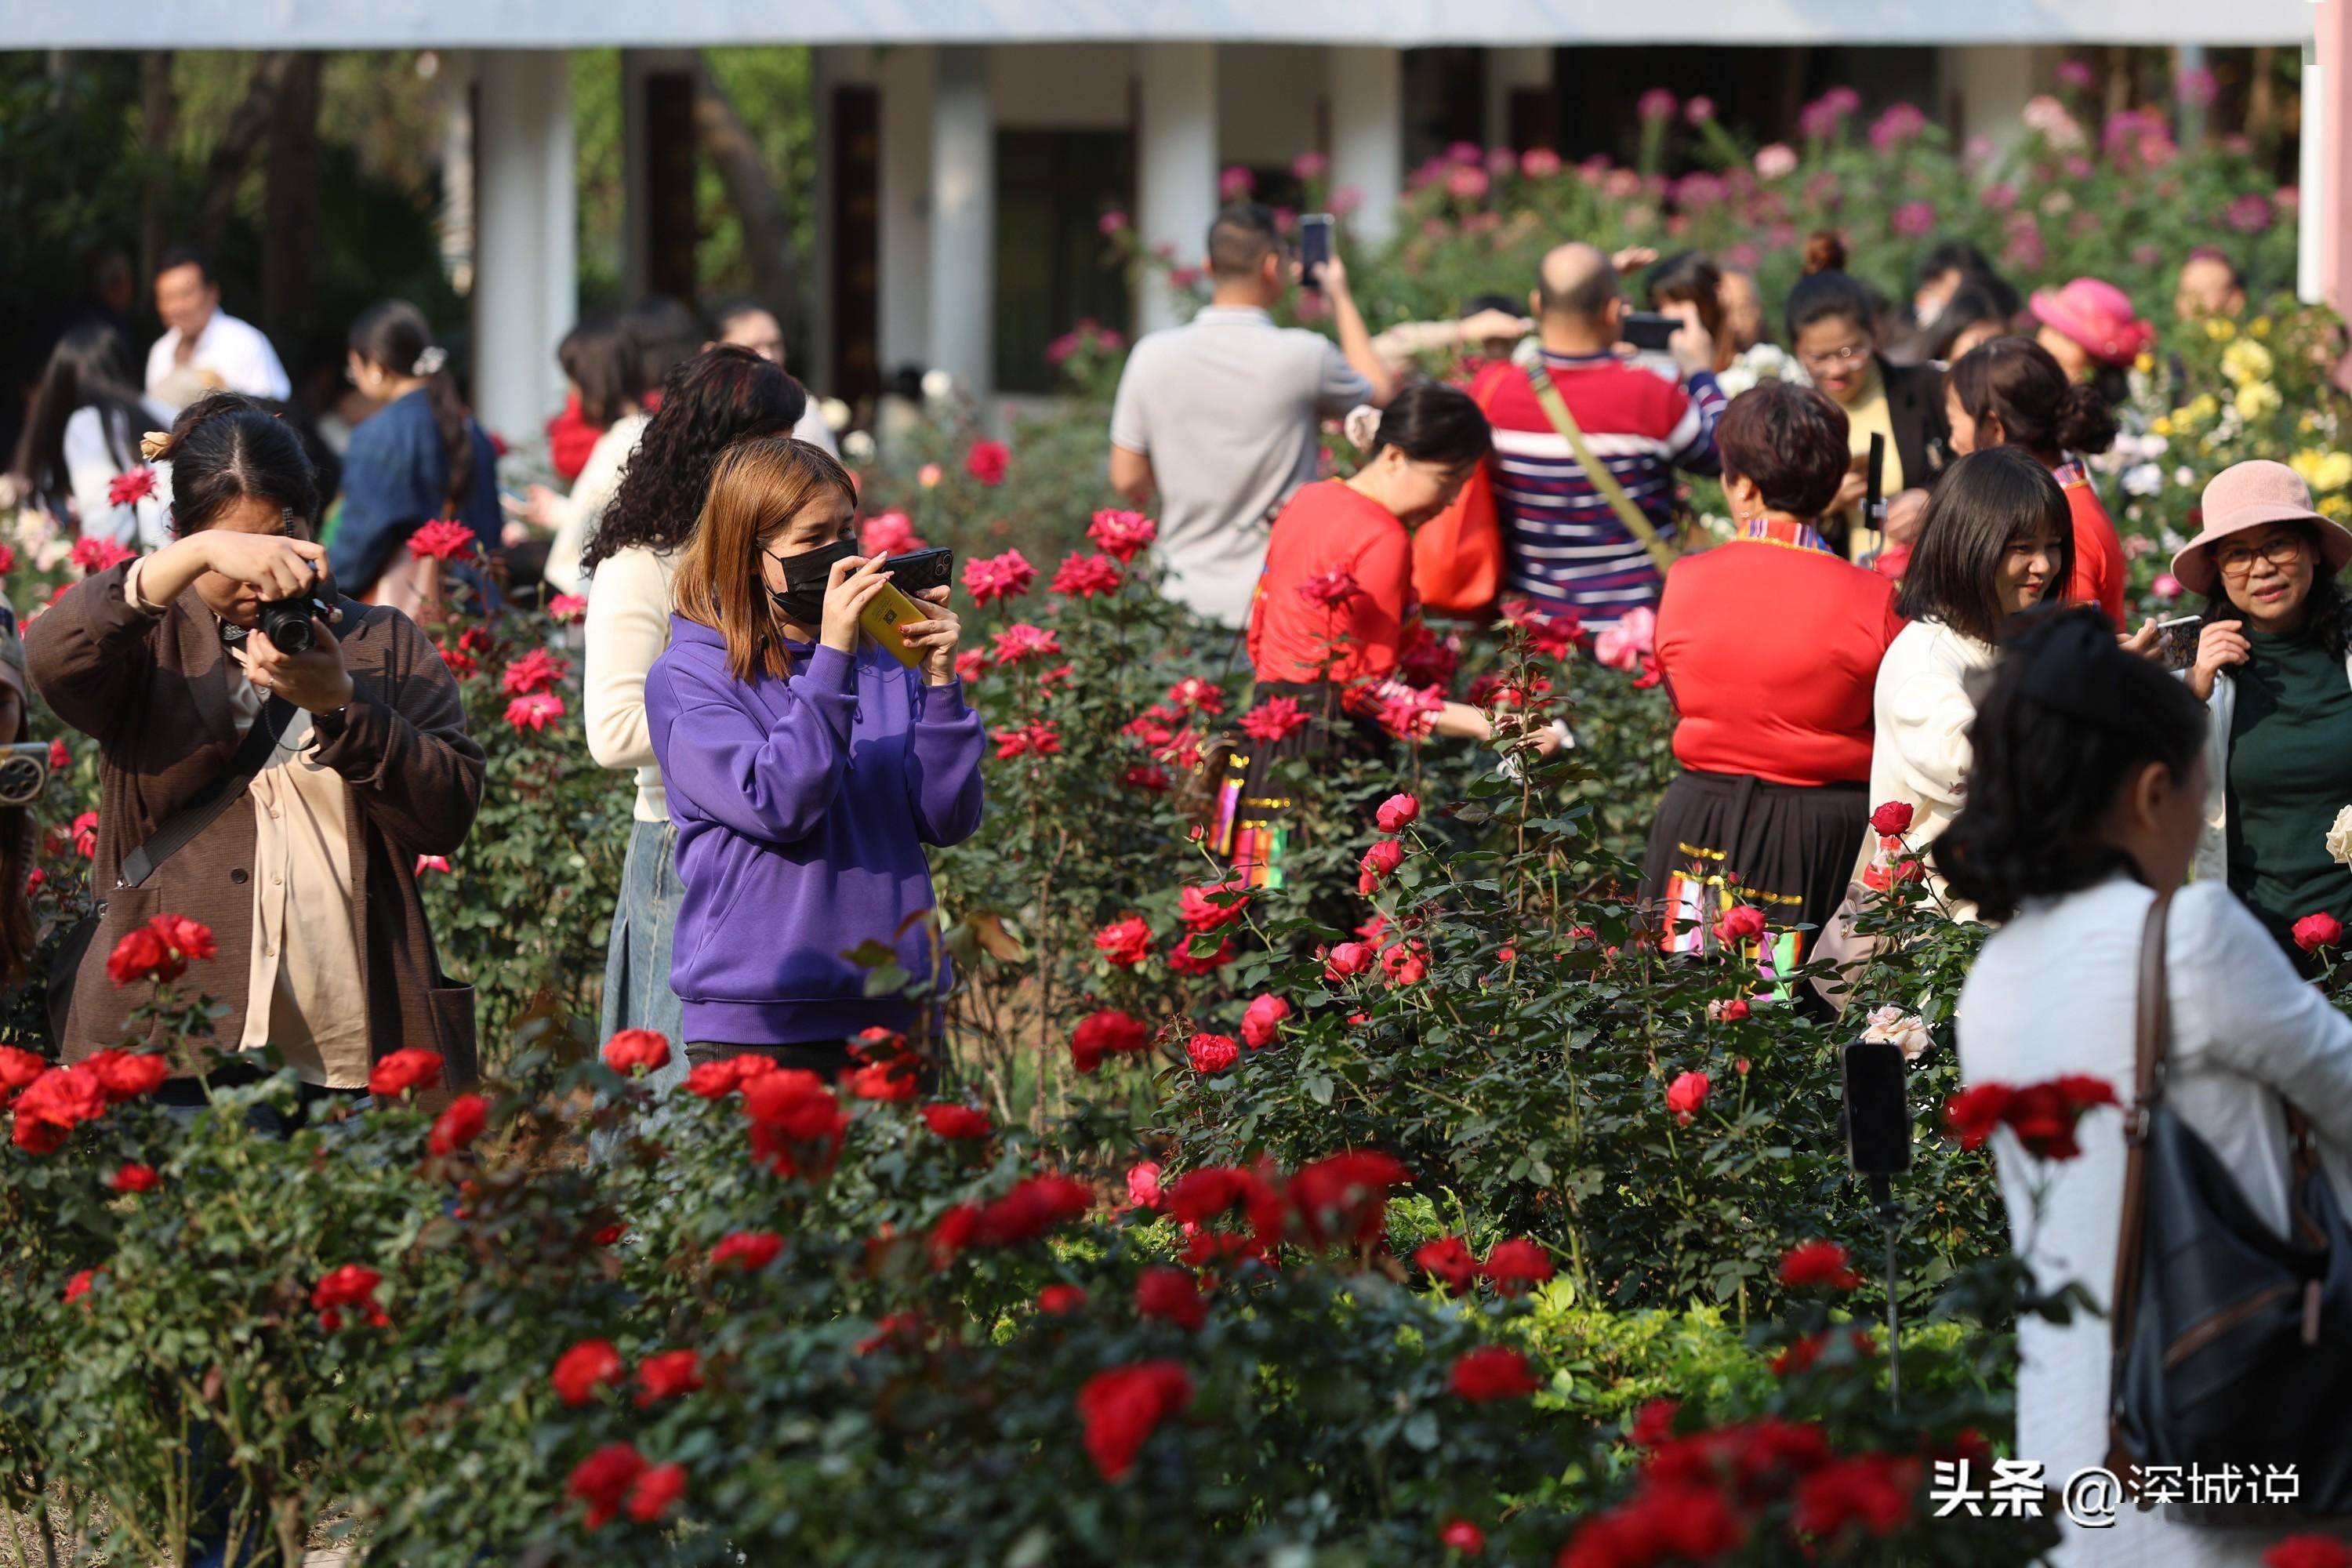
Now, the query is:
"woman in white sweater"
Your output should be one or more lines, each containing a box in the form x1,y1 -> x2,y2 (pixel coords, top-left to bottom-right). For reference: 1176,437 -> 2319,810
1857,447 -> 2073,909
9,324 -> 172,546
507,317 -> 651,598
580,347 -> 808,1087
1940,612 -> 2352,1566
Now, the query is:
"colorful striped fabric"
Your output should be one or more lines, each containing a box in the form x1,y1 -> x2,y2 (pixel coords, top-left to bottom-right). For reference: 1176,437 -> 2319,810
1483,351 -> 1724,624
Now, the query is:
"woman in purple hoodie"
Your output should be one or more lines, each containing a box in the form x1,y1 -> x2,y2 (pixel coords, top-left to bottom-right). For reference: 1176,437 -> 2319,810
644,436 -> 985,1073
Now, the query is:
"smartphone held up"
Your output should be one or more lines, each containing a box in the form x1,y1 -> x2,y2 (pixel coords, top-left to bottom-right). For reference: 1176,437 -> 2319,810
1298,214 -> 1334,290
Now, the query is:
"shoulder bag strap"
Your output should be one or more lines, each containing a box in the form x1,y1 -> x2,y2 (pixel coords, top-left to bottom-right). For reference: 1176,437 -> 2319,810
2107,891 -> 2172,1475
117,695 -> 296,891
1520,358 -> 1681,579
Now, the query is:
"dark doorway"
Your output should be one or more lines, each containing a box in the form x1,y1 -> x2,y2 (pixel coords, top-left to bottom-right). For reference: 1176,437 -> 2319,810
829,85 -> 881,403
993,129 -> 1134,394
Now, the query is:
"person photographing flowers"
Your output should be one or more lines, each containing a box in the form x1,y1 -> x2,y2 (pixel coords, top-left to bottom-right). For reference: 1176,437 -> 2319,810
28,392 -> 483,1094
644,437 -> 984,1074
2172,459 -> 2352,960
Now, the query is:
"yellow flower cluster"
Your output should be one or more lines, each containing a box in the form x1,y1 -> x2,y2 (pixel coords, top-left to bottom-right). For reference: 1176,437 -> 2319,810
2205,317 -> 2238,343
2235,382 -> 2284,420
2291,448 -> 2352,494
2221,339 -> 2275,387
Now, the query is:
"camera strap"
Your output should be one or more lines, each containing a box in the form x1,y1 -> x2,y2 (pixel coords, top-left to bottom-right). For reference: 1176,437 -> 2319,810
117,695 -> 296,891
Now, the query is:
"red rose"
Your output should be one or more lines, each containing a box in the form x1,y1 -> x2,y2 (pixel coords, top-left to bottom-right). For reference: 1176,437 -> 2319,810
1287,1149 -> 1408,1248
927,1203 -> 981,1269
847,1060 -> 918,1102
1127,1160 -> 1163,1210
685,1054 -> 779,1100
1450,1345 -> 1539,1401
565,1442 -> 644,1530
0,1044 -> 45,1109
546,593 -> 588,623
1240,696 -> 1309,742
86,1048 -> 169,1102
428,1093 -> 490,1156
1868,800 -> 1915,836
1185,1033 -> 1240,1074
1379,938 -> 1428,986
1778,1240 -> 1861,1290
1414,1235 -> 1478,1295
1479,1238 -> 1555,1295
990,622 -> 1062,663
46,737 -> 69,772
1323,942 -> 1374,982
2294,912 -> 2343,952
108,1162 -> 158,1192
368,1048 -> 444,1099
149,914 -> 216,964
860,510 -> 921,554
1710,996 -> 1751,1022
1092,916 -> 1153,967
1050,551 -> 1123,598
963,548 -> 1036,603
1178,880 -> 1248,932
1077,1360 -> 1194,1481
710,1231 -> 783,1272
921,1102 -> 993,1140
1070,1009 -> 1152,1073
1665,1070 -> 1711,1124
1942,1083 -> 2014,1149
499,647 -> 570,696
105,926 -> 181,986
64,1269 -> 96,1305
1038,1283 -> 1088,1315
1357,837 -> 1406,895
975,1174 -> 1094,1246
70,810 -> 97,859
13,1064 -> 108,1149
1296,568 -> 1362,609
1134,1265 -> 1208,1331
70,537 -> 135,575
1164,676 -> 1225,715
552,1338 -> 623,1406
1087,508 -> 1157,563
1439,1519 -> 1486,1556
964,439 -> 1010,486
504,691 -> 566,732
1374,793 -> 1420,833
1123,763 -> 1170,792
310,1264 -> 387,1330
1713,903 -> 1767,946
625,1460 -> 686,1525
633,1348 -> 703,1406
107,466 -> 158,507
602,1029 -> 671,1076
406,519 -> 478,561
2268,1538 -> 2352,1568
1240,993 -> 1290,1049
1791,1453 -> 1917,1540
1628,1397 -> 1680,1446
1167,933 -> 1233,976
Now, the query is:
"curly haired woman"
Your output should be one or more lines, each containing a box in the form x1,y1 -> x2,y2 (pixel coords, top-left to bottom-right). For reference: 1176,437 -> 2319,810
579,347 -> 806,1087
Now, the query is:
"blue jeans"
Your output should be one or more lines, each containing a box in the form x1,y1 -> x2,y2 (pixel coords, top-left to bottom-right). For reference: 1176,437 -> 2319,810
601,818 -> 688,1094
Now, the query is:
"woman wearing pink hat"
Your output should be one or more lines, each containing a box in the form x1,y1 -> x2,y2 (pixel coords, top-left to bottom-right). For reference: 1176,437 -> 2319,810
2030,277 -> 2154,410
2176,459 -> 2352,958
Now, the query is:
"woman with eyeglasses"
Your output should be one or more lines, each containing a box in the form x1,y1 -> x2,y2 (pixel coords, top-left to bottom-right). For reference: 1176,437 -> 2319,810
644,436 -> 983,1075
1785,233 -> 1949,563
2173,459 -> 2352,960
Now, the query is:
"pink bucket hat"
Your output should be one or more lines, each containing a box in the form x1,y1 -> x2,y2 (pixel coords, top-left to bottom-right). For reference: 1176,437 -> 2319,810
2171,459 -> 2352,595
2029,277 -> 2154,368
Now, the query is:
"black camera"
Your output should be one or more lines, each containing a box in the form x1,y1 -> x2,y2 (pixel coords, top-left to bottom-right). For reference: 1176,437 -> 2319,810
256,594 -> 332,655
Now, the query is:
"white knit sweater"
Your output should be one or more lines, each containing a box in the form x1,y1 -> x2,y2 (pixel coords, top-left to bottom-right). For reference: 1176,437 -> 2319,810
583,543 -> 680,822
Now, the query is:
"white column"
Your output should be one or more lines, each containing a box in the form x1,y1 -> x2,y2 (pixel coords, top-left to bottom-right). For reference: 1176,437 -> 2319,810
2301,37 -> 2325,303
877,45 -> 936,379
927,45 -> 994,397
1330,46 -> 1403,247
436,51 -> 477,297
1484,46 -> 1551,153
474,49 -> 576,446
1138,42 -> 1218,336
1937,45 -> 2048,166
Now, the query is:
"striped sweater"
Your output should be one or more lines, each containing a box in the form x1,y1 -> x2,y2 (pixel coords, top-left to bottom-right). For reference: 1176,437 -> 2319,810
1485,350 -> 1724,622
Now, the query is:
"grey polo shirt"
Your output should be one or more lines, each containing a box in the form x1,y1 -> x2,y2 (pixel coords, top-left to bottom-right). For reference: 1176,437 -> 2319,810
1109,306 -> 1373,629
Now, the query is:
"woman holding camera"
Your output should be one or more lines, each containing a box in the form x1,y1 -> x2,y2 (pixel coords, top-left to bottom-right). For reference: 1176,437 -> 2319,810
1944,609 -> 2352,1568
644,436 -> 983,1073
1855,447 -> 2073,911
328,301 -> 502,612
29,393 -> 485,1097
1944,336 -> 2129,622
581,347 -> 805,1084
2172,459 -> 2352,960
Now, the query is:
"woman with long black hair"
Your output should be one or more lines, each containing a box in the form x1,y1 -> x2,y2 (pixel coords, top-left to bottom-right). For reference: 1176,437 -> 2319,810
582,347 -> 806,1088
9,321 -> 172,546
328,301 -> 501,612
1944,608 -> 2352,1568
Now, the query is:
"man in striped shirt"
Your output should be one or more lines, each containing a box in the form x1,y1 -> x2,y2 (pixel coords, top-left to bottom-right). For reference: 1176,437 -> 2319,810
1484,243 -> 1725,624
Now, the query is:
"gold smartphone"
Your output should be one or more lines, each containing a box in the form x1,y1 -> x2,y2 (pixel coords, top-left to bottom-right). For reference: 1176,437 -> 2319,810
859,581 -> 930,667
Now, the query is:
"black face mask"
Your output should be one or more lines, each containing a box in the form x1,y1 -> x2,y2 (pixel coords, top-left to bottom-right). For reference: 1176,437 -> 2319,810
768,537 -> 856,627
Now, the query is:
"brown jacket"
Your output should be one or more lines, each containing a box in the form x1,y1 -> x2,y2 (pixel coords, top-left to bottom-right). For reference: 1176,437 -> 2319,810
27,563 -> 486,1081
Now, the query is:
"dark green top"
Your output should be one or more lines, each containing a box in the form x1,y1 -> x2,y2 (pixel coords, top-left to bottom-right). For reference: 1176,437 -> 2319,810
2227,626 -> 2352,955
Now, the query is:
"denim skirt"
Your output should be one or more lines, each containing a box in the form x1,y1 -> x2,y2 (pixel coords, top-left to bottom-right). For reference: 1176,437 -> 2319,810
601,817 -> 689,1093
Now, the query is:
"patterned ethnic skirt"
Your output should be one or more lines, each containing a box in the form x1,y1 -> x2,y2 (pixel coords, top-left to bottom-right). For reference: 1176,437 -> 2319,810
1208,681 -> 1392,891
1635,768 -> 1867,984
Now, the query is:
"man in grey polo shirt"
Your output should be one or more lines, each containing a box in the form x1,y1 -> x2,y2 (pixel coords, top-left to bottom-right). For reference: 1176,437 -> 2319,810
1109,205 -> 1396,629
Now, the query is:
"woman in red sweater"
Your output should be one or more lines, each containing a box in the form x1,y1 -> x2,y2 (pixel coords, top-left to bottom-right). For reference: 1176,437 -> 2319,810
1221,383 -> 1552,885
1944,336 -> 2129,622
1640,381 -> 1906,971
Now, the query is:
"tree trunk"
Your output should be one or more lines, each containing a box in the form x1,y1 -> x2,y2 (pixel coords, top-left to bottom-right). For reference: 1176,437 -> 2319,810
139,51 -> 176,291
195,54 -> 285,256
260,51 -> 322,358
693,56 -> 800,339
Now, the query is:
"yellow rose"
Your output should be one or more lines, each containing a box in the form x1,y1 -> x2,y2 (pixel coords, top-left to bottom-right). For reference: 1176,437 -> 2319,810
2235,382 -> 2282,420
2292,448 -> 2329,486
2320,452 -> 2352,493
2205,317 -> 2238,343
2135,351 -> 2156,374
2252,316 -> 2273,339
2222,340 -> 2274,387
2151,416 -> 2174,437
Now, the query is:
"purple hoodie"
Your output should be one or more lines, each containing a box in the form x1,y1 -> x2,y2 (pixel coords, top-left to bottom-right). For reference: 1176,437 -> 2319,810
644,618 -> 986,1045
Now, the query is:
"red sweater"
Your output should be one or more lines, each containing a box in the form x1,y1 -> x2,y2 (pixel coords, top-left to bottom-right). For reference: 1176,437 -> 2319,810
2057,462 -> 2126,623
1653,521 -> 1907,787
1248,480 -> 1414,685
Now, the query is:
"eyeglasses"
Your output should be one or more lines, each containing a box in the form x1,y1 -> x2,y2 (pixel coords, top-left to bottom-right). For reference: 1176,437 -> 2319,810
2214,535 -> 2307,575
1797,343 -> 1871,372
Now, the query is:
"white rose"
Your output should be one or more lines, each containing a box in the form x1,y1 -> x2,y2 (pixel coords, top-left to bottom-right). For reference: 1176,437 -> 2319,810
842,430 -> 876,463
920,368 -> 954,401
1860,1005 -> 1934,1062
820,397 -> 852,432
2326,804 -> 2352,868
